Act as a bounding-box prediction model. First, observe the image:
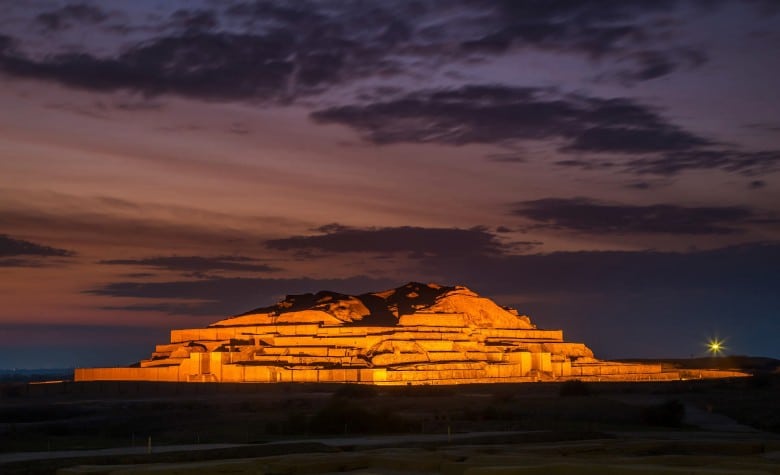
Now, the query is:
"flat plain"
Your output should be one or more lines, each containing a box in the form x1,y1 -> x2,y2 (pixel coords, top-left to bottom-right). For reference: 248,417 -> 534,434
1,374 -> 778,474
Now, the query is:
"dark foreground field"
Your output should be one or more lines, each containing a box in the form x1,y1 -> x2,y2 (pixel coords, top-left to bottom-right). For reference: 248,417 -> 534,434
1,375 -> 779,474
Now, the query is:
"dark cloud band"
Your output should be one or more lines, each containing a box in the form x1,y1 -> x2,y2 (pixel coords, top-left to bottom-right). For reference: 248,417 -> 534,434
88,276 -> 397,316
0,234 -> 75,267
512,198 -> 760,235
86,242 -> 780,318
0,234 -> 74,257
0,0 -> 712,104
311,85 -> 709,153
265,224 -> 515,257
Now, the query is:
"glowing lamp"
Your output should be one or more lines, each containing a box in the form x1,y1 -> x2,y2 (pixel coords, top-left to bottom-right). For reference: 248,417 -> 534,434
706,338 -> 725,356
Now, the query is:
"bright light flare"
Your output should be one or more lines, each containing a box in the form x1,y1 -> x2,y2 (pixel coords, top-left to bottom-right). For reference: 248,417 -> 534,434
706,337 -> 726,356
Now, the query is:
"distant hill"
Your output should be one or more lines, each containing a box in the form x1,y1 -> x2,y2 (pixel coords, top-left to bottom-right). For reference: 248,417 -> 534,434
0,368 -> 74,382
615,356 -> 780,373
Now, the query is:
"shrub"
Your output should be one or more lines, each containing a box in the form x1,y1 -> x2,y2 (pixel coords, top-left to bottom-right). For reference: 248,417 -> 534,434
309,400 -> 408,434
559,380 -> 590,397
482,404 -> 514,421
641,399 -> 685,427
396,384 -> 454,397
1,384 -> 23,398
333,383 -> 378,399
746,373 -> 773,389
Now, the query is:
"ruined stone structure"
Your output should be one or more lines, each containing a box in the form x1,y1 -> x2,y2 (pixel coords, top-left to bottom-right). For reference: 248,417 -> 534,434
75,283 -> 676,384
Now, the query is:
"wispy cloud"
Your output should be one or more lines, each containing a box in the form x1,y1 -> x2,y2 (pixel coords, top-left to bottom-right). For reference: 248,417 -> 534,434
100,255 -> 280,273
36,4 -> 108,31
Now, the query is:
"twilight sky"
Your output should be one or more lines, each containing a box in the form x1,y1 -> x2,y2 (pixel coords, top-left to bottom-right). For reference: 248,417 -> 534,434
1,0 -> 779,369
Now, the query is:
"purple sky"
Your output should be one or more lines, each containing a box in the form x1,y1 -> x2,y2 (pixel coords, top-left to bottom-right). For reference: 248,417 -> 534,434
1,1 -> 779,368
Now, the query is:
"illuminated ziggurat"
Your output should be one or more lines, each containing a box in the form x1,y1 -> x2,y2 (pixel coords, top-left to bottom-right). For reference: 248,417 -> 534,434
76,283 -> 671,384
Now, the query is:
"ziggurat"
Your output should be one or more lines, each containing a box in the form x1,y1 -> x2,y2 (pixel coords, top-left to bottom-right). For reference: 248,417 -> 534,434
76,283 -> 678,384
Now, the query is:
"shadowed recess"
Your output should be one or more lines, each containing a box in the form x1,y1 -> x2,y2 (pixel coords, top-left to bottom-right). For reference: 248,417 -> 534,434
237,282 -> 457,326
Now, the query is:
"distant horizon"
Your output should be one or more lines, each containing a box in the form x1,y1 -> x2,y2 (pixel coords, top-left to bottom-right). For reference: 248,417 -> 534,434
3,353 -> 779,372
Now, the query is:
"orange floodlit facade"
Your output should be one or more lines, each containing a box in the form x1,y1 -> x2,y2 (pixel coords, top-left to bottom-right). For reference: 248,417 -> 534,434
74,283 -> 733,384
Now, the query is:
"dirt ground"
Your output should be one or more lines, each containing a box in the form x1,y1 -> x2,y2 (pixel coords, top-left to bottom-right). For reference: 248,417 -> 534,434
1,376 -> 778,474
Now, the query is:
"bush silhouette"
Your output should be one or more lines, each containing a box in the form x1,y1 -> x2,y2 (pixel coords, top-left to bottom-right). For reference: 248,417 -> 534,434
333,383 -> 378,399
559,380 -> 590,397
309,400 -> 408,434
642,399 -> 685,427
